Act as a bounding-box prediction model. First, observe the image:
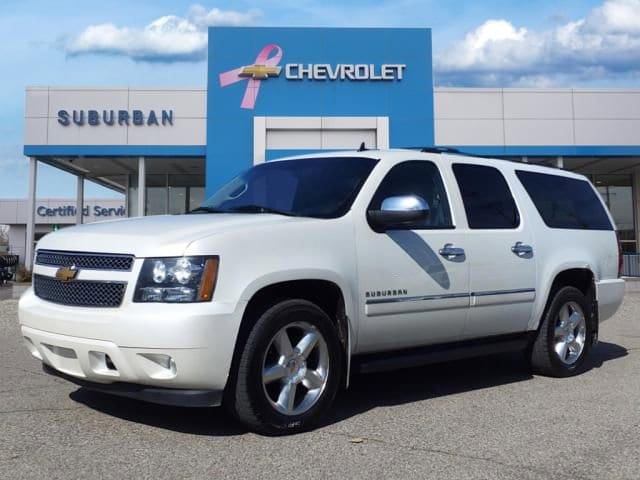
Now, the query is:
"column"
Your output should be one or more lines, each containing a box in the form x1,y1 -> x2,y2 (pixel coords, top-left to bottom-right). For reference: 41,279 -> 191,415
76,174 -> 85,225
25,157 -> 38,270
555,156 -> 564,169
124,174 -> 130,217
137,156 -> 146,217
632,168 -> 640,253
376,117 -> 390,149
253,117 -> 266,165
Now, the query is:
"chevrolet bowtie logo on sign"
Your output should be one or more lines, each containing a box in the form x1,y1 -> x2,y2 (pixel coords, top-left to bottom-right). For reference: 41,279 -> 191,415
55,265 -> 78,282
219,44 -> 283,109
239,64 -> 282,79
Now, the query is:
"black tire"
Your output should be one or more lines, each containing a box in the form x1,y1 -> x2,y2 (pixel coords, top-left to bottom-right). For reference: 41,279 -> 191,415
530,286 -> 593,377
229,299 -> 343,435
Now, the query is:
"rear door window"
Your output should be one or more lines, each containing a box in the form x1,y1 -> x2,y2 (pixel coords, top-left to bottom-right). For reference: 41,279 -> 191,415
452,164 -> 520,229
516,170 -> 613,230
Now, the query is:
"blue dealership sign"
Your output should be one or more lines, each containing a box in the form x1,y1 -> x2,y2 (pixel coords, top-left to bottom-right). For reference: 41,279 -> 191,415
206,27 -> 434,195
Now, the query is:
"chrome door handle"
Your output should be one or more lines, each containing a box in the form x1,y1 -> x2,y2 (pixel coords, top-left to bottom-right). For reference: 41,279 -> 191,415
439,244 -> 465,259
511,242 -> 533,256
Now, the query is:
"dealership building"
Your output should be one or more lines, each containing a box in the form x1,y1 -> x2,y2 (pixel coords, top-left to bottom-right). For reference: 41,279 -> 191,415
18,26 -> 640,268
0,199 -> 126,260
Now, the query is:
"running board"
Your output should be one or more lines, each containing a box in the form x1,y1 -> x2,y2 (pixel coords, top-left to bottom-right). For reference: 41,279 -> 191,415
352,332 -> 534,374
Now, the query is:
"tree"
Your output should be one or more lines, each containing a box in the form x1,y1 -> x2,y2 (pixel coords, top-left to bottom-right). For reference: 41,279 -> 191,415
0,225 -> 9,248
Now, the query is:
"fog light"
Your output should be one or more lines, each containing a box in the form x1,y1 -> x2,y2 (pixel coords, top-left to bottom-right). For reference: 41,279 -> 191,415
23,337 -> 42,360
89,351 -> 119,376
145,353 -> 173,370
138,353 -> 177,379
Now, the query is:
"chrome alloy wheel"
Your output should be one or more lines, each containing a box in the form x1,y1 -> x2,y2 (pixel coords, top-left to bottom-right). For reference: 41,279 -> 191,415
262,321 -> 330,416
553,301 -> 587,365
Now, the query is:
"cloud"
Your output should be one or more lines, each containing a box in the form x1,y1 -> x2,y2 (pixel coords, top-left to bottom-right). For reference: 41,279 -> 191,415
435,0 -> 640,86
65,4 -> 260,62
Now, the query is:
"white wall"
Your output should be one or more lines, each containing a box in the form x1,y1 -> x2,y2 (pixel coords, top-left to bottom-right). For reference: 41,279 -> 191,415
7,225 -> 26,260
0,198 -> 126,263
25,87 -> 206,146
5,225 -> 55,262
253,116 -> 389,163
434,88 -> 640,146
0,198 -> 125,225
25,86 -> 640,148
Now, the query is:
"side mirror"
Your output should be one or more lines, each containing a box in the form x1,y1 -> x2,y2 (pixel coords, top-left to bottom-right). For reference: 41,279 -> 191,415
367,195 -> 430,232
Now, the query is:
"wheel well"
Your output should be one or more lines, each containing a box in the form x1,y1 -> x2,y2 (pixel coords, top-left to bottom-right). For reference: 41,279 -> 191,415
540,268 -> 598,335
242,280 -> 346,327
225,280 -> 349,400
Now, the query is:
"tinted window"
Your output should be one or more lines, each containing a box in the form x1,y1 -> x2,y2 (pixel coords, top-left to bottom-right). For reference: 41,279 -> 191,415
369,161 -> 453,229
198,157 -> 377,218
516,170 -> 613,230
453,164 -> 520,229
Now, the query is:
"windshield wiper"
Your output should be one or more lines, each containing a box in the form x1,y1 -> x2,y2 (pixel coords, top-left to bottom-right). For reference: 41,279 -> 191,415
225,205 -> 300,217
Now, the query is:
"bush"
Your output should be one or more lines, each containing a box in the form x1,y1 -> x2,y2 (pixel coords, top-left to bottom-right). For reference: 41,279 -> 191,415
15,265 -> 32,283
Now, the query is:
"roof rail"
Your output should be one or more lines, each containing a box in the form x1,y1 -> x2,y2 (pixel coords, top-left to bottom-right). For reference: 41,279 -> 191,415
413,147 -> 563,169
419,146 -> 462,154
404,146 -> 492,159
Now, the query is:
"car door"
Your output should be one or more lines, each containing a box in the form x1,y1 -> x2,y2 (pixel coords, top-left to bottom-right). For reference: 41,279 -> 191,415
355,160 -> 470,353
450,162 -> 537,338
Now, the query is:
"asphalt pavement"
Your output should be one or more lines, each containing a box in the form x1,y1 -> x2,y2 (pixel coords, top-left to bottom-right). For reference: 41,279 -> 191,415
0,287 -> 638,479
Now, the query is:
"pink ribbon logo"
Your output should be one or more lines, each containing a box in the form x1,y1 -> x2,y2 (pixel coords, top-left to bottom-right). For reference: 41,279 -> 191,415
219,44 -> 283,109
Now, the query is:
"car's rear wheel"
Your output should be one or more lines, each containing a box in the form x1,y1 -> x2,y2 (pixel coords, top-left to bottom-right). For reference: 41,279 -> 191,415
230,299 -> 342,435
530,286 -> 593,377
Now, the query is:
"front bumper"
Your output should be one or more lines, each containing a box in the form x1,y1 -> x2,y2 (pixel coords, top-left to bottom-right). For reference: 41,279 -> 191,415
19,288 -> 246,394
21,325 -> 223,392
42,363 -> 222,407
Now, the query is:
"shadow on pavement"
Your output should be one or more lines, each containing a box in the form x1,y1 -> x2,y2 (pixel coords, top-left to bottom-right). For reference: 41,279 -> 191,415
585,340 -> 628,369
69,390 -> 247,436
323,340 -> 627,428
69,341 -> 627,436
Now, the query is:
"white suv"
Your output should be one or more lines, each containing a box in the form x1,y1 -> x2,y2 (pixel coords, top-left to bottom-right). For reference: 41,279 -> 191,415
18,150 -> 625,435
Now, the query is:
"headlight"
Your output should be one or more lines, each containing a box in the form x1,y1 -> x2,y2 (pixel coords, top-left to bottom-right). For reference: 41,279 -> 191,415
134,256 -> 219,303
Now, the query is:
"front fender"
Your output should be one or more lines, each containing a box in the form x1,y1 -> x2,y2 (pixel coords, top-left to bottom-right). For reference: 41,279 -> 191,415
239,269 -> 356,324
237,269 -> 357,388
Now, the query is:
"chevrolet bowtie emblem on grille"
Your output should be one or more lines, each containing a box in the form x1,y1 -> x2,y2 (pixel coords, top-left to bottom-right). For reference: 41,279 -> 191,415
239,64 -> 282,79
55,265 -> 78,282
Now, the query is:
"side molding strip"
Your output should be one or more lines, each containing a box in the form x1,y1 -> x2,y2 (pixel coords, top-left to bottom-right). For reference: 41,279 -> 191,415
365,288 -> 535,305
471,288 -> 535,297
366,292 -> 469,305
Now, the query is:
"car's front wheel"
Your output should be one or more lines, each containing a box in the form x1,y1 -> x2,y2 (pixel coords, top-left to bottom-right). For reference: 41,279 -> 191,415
230,299 -> 343,435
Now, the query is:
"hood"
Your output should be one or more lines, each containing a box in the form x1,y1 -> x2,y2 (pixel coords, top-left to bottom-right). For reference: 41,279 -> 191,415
36,213 -> 308,257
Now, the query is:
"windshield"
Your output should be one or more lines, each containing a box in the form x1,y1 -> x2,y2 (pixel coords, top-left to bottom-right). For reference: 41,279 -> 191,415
196,156 -> 378,218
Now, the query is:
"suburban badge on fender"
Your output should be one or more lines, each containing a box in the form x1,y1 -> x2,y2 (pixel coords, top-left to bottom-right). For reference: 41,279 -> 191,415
55,265 -> 78,282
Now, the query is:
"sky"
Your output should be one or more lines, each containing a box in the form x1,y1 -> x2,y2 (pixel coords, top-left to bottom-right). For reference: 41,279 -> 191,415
1,0 -> 639,199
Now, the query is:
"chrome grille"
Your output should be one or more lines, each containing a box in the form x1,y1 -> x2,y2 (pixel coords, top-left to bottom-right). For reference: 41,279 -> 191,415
36,250 -> 134,271
33,275 -> 126,308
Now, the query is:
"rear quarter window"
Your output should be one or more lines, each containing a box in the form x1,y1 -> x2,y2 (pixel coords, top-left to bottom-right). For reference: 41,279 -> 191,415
516,170 -> 613,230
